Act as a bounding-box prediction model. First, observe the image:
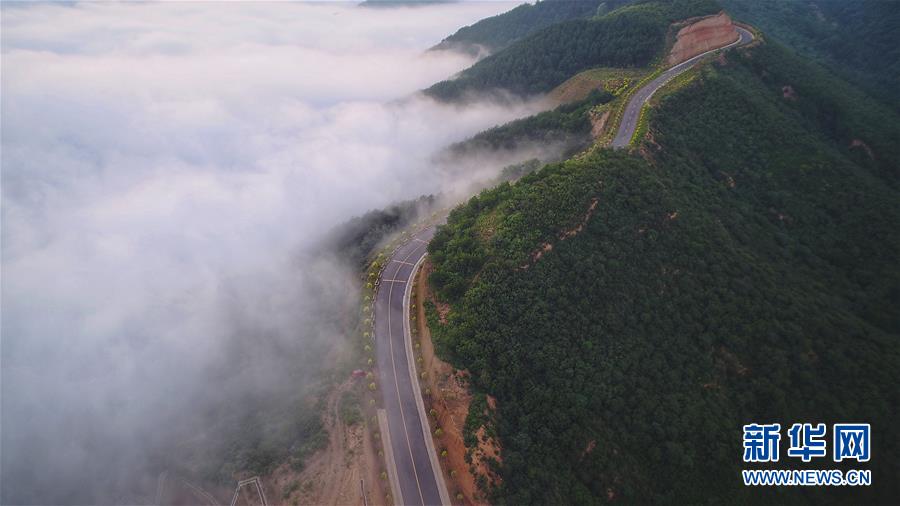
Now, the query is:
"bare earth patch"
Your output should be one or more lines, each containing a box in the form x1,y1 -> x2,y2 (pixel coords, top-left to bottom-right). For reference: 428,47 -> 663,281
850,139 -> 875,159
782,85 -> 798,100
547,67 -> 646,105
415,261 -> 499,505
590,109 -> 612,139
268,379 -> 386,506
522,196 -> 600,269
668,12 -> 739,66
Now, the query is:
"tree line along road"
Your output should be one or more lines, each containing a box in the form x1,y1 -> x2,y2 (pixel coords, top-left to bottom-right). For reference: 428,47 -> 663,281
373,227 -> 450,506
611,26 -> 755,148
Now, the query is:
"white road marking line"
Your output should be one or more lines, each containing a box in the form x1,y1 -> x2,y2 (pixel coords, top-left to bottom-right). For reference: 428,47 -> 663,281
402,252 -> 451,506
393,260 -> 416,266
377,409 -> 405,506
386,245 -> 428,506
381,279 -> 407,283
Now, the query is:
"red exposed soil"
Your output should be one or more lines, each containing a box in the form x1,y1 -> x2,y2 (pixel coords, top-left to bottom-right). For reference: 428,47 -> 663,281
522,196 -> 600,269
782,85 -> 798,100
667,12 -> 739,66
414,262 -> 499,505
590,109 -> 611,139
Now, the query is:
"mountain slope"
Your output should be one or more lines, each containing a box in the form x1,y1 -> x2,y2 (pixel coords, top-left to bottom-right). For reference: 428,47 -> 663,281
425,40 -> 900,504
719,0 -> 900,112
425,0 -> 721,101
446,89 -> 614,160
431,0 -> 614,55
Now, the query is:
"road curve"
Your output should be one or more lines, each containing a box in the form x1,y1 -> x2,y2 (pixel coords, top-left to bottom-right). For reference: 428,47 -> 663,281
611,26 -> 754,148
374,227 -> 449,506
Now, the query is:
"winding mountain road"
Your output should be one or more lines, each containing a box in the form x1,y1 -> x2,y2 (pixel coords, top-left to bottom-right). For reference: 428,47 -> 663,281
374,227 -> 449,506
611,26 -> 754,148
370,25 -> 755,506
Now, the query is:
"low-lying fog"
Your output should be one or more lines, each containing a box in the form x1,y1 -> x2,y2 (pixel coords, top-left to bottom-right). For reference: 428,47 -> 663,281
0,1 -> 540,503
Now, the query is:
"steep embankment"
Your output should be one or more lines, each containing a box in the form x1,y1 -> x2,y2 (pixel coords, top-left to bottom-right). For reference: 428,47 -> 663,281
272,380 -> 387,506
426,41 -> 900,504
667,12 -> 738,65
413,261 -> 500,506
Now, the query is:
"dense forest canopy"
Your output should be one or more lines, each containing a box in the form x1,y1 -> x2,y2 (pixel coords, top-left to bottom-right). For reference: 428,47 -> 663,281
431,0 -> 614,55
720,0 -> 900,112
426,40 -> 900,504
425,0 -> 720,101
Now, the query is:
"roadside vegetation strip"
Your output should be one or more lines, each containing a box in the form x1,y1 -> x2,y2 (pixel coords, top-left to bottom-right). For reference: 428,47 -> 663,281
362,216 -> 441,506
620,27 -> 753,148
548,67 -> 646,104
629,104 -> 652,147
596,66 -> 663,147
367,211 -> 449,506
629,65 -> 703,147
367,211 -> 444,338
734,21 -> 763,42
628,65 -> 700,147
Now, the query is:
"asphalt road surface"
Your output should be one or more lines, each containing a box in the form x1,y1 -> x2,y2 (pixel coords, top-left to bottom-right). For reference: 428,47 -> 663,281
611,26 -> 754,148
374,227 -> 447,506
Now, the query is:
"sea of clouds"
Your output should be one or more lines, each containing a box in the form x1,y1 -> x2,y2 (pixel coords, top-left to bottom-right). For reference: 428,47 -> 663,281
1,1 -> 537,503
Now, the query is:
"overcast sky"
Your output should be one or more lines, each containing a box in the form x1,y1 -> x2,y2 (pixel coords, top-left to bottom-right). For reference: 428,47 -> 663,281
1,1 -> 531,503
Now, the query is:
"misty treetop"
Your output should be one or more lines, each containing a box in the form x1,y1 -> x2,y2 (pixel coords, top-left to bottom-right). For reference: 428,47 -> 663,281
431,0 -> 616,55
323,195 -> 438,269
446,89 -> 614,161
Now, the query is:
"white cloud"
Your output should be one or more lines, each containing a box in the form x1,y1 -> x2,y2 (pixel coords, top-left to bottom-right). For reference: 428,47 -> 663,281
1,1 -> 532,503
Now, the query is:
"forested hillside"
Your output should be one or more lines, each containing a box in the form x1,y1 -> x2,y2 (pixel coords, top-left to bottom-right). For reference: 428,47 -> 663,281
431,0 -> 615,55
720,0 -> 900,111
447,89 -> 613,160
426,40 -> 900,504
425,0 -> 720,101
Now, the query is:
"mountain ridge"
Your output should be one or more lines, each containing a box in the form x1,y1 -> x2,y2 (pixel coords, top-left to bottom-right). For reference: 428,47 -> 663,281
423,27 -> 900,505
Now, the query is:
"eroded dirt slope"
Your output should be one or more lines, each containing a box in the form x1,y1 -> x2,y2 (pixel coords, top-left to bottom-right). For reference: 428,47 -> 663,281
668,12 -> 738,66
414,261 -> 500,506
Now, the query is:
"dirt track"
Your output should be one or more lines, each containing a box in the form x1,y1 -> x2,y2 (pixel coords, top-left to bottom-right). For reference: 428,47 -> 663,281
269,379 -> 386,506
